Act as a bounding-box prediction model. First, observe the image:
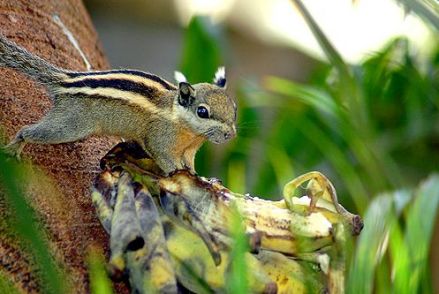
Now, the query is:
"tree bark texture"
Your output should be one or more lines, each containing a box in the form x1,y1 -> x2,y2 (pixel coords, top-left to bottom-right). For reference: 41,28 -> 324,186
0,1 -> 123,292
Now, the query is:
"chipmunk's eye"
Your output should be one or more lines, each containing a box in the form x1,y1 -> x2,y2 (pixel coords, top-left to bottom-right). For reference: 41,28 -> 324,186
197,106 -> 209,119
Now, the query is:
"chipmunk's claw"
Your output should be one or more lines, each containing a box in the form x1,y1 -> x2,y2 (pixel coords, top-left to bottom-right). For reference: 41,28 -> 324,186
1,143 -> 23,161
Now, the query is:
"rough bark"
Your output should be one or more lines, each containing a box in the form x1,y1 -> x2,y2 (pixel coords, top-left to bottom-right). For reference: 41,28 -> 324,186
0,1 -> 124,292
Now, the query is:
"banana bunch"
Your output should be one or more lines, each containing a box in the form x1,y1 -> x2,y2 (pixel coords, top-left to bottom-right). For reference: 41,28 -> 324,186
91,142 -> 362,293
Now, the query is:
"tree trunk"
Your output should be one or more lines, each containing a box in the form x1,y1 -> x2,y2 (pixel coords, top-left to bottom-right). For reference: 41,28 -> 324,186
0,1 -> 123,292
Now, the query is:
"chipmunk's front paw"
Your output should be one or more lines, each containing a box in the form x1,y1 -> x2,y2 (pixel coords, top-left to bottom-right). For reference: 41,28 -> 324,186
168,167 -> 196,177
184,165 -> 198,176
1,141 -> 24,160
173,162 -> 197,176
1,148 -> 20,160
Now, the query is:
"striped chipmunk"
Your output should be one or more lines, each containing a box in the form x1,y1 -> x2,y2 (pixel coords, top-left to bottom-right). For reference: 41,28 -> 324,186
0,35 -> 237,174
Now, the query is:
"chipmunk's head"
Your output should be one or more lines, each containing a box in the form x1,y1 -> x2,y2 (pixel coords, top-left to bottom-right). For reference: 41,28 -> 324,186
174,67 -> 237,144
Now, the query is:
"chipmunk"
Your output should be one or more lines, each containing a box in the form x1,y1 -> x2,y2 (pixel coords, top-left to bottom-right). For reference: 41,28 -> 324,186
0,35 -> 237,174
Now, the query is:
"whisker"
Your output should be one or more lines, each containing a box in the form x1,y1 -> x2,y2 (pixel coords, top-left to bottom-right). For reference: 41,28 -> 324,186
203,129 -> 215,137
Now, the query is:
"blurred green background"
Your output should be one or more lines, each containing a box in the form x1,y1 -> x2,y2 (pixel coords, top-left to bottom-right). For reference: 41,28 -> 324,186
83,0 -> 438,292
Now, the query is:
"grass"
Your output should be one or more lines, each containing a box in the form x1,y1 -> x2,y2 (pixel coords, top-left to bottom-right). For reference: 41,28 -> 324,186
347,175 -> 439,293
87,247 -> 114,294
0,151 -> 65,293
225,205 -> 250,294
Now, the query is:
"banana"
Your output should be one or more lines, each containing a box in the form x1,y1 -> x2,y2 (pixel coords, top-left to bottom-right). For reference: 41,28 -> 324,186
90,142 -> 362,293
255,250 -> 325,294
92,170 -> 177,293
163,216 -> 276,293
159,173 -> 353,256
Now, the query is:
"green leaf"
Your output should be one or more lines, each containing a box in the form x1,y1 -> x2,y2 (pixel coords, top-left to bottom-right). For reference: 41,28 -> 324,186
348,175 -> 439,293
87,248 -> 113,294
264,76 -> 339,118
226,205 -> 249,294
394,0 -> 439,31
404,174 -> 439,292
0,151 -> 65,293
347,194 -> 394,294
179,16 -> 224,83
266,145 -> 296,192
227,159 -> 246,194
290,0 -> 351,82
389,209 -> 411,294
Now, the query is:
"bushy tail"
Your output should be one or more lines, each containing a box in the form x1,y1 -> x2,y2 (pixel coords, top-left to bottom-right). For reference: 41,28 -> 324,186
0,35 -> 66,84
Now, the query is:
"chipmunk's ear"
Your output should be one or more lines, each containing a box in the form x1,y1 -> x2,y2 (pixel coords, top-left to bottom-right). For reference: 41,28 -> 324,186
178,82 -> 195,107
174,71 -> 187,84
213,66 -> 226,88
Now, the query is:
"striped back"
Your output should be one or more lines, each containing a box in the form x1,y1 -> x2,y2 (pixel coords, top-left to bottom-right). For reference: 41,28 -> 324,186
58,69 -> 177,111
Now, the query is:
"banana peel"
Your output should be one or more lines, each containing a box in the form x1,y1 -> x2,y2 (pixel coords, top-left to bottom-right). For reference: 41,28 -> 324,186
91,141 -> 363,293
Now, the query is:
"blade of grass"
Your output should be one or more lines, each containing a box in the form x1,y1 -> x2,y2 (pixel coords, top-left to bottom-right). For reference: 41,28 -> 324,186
389,215 -> 411,294
0,151 -> 65,293
420,0 -> 439,14
375,255 -> 392,294
264,76 -> 339,118
226,205 -> 249,294
266,145 -> 296,192
395,0 -> 439,31
291,0 -> 368,130
227,160 -> 246,194
404,174 -> 439,292
290,0 -> 352,84
347,194 -> 394,293
87,247 -> 113,294
374,190 -> 411,294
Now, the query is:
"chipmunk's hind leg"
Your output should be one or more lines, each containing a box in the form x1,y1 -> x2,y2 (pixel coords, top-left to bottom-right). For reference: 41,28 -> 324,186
4,110 -> 94,158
